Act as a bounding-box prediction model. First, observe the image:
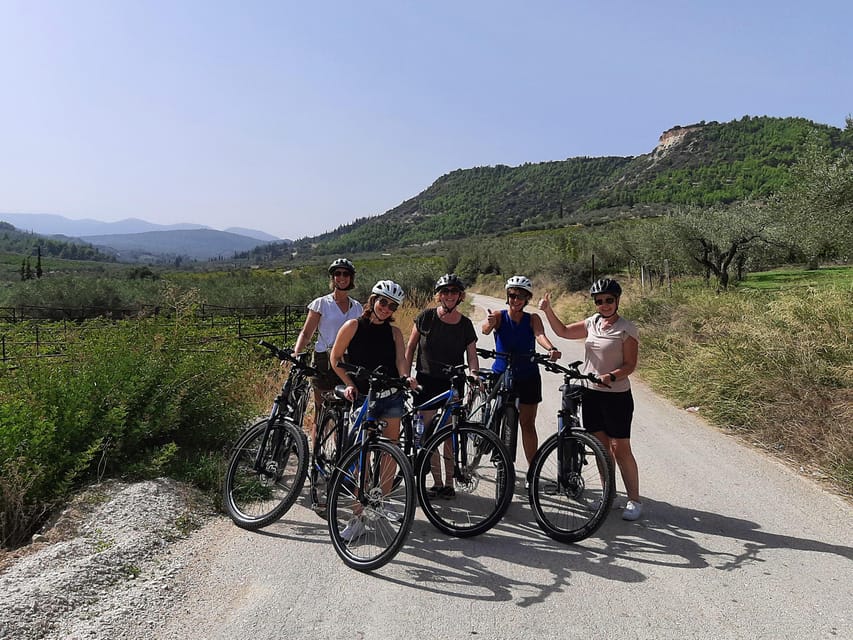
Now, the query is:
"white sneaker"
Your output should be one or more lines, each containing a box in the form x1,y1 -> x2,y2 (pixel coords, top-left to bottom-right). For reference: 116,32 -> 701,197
622,500 -> 643,521
381,502 -> 401,523
340,516 -> 366,541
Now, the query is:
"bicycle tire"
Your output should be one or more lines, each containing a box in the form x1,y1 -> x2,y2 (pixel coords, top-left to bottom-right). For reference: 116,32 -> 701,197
497,404 -> 519,464
527,430 -> 615,543
464,387 -> 489,428
222,418 -> 309,530
327,440 -> 415,572
310,407 -> 342,519
416,423 -> 514,537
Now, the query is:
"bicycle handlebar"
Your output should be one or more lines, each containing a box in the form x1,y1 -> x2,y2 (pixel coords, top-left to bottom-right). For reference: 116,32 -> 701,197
257,340 -> 320,377
477,346 -> 608,387
337,361 -> 416,394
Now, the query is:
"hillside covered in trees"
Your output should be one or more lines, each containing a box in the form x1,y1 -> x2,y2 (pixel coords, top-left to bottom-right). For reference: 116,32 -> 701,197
244,115 -> 852,259
0,222 -> 116,263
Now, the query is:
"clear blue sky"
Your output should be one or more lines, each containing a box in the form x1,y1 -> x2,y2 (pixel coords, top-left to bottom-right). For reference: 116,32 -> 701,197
1,1 -> 850,240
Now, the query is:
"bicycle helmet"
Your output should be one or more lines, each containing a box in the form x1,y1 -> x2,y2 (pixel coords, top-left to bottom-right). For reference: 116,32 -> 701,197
371,280 -> 405,304
328,258 -> 355,275
434,273 -> 465,293
589,278 -> 622,297
505,275 -> 533,295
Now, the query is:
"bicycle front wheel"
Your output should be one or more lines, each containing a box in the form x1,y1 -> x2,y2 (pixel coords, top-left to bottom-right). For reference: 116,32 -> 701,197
417,424 -> 514,537
222,418 -> 309,530
528,430 -> 615,543
327,440 -> 415,572
496,405 -> 519,464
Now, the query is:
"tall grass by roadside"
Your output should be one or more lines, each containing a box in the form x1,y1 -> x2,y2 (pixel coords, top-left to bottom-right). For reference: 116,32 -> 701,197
545,272 -> 853,494
0,319 -> 269,548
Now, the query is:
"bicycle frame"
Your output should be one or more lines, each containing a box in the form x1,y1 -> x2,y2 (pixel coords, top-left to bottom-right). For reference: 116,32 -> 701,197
252,341 -> 317,475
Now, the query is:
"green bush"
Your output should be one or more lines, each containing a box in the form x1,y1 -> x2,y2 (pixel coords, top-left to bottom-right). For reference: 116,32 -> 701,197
0,319 -> 260,548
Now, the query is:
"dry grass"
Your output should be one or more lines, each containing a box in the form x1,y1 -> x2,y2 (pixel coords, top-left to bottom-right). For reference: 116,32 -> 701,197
542,278 -> 853,496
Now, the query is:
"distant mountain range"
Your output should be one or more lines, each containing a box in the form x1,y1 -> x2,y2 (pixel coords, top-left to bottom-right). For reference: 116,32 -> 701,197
0,213 -> 287,262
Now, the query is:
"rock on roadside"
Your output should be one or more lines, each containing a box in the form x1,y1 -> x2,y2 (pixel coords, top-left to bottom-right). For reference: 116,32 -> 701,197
0,478 -> 217,640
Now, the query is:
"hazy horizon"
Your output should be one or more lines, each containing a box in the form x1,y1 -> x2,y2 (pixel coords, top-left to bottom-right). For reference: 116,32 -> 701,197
1,1 -> 850,239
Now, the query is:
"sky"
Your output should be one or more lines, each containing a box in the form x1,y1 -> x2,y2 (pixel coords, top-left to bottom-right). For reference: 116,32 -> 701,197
1,1 -> 850,240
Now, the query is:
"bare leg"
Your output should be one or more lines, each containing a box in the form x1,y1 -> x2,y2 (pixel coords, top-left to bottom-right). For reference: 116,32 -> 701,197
518,402 -> 539,466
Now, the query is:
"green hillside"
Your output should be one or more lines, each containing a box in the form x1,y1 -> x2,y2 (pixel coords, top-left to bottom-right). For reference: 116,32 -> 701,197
247,115 -> 850,258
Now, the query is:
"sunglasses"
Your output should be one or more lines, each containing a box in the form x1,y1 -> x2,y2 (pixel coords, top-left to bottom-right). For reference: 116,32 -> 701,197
376,297 -> 399,311
507,293 -> 529,300
439,287 -> 461,295
594,297 -> 616,306
332,270 -> 352,277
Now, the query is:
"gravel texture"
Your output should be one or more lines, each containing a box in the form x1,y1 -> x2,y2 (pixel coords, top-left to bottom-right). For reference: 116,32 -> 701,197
0,478 -> 214,640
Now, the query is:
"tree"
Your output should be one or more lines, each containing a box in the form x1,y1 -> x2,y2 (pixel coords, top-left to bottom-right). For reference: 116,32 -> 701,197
773,130 -> 853,268
36,246 -> 43,278
669,203 -> 772,289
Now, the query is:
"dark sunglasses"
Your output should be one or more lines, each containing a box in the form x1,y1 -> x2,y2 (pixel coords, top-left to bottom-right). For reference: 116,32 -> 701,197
332,270 -> 352,277
377,297 -> 399,311
507,293 -> 528,300
439,287 -> 461,295
594,297 -> 616,306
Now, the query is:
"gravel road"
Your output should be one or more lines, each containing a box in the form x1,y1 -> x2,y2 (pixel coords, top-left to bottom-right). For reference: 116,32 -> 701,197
2,294 -> 851,639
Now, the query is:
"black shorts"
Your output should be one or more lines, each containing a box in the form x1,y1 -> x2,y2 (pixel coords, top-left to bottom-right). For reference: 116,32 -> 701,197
513,371 -> 542,405
310,351 -> 340,392
414,373 -> 453,408
581,389 -> 634,439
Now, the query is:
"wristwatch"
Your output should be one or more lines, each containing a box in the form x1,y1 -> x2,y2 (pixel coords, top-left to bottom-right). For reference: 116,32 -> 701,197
608,373 -> 616,382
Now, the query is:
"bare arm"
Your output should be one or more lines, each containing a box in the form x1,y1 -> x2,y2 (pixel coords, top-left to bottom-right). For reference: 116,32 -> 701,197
530,313 -> 561,360
613,335 -> 638,381
538,292 -> 587,340
330,319 -> 358,400
481,308 -> 501,335
293,309 -> 321,354
393,326 -> 418,388
404,324 -> 420,373
465,340 -> 480,375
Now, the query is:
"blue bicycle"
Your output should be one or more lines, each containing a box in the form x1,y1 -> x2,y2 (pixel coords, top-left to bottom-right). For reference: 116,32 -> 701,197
325,363 -> 416,572
400,364 -> 515,537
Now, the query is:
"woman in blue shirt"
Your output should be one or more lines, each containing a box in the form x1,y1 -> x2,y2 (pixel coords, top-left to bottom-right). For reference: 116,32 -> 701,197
481,276 -> 560,470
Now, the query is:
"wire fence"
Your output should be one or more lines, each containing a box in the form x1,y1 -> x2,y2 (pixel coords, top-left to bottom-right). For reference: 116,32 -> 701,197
0,304 -> 307,364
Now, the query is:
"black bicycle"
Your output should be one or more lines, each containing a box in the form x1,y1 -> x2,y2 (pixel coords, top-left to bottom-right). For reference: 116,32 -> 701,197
325,363 -> 416,571
470,347 -> 532,463
526,354 -> 616,543
222,341 -> 313,530
399,364 -> 515,537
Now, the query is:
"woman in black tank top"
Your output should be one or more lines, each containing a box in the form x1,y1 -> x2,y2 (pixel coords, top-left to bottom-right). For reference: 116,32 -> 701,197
330,280 -> 418,440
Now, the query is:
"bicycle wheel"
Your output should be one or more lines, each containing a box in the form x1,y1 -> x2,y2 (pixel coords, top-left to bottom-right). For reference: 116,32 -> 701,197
310,408 -> 341,519
327,440 -> 415,572
496,405 -> 519,464
465,386 -> 489,428
528,430 -> 615,543
416,423 -> 514,537
223,418 -> 309,530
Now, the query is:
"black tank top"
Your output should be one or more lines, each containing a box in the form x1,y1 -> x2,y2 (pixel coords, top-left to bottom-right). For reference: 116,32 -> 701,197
346,317 -> 397,393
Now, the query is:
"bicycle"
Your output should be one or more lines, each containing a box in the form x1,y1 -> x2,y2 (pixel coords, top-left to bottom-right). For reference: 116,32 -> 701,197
325,362 -> 417,571
399,364 -> 515,537
469,347 -> 532,463
222,341 -> 313,530
526,354 -> 616,543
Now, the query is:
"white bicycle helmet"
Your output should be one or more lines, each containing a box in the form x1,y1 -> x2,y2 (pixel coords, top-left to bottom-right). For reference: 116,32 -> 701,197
371,280 -> 405,304
505,275 -> 533,295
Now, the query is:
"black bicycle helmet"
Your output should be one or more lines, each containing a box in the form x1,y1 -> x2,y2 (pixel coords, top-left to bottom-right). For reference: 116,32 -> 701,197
328,258 -> 355,275
589,278 -> 622,297
434,273 -> 465,293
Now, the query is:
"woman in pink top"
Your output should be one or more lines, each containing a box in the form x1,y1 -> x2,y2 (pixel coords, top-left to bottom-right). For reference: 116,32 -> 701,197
538,278 -> 642,521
